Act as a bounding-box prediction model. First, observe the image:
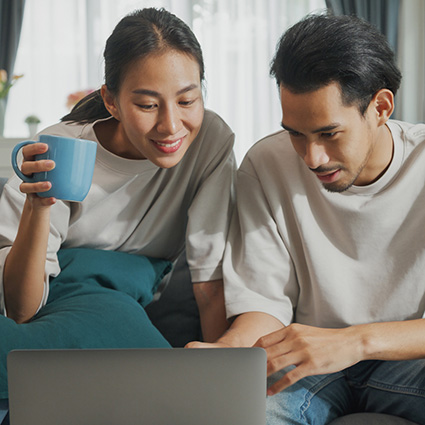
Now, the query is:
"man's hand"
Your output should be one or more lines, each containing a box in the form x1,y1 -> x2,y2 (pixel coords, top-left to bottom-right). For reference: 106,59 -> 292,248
255,324 -> 363,395
255,319 -> 425,396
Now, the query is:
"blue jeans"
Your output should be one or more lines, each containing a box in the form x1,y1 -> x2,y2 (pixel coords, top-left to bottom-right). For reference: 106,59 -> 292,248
267,360 -> 425,425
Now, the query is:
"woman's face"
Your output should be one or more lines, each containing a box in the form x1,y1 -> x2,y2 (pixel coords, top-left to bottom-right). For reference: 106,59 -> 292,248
101,50 -> 204,168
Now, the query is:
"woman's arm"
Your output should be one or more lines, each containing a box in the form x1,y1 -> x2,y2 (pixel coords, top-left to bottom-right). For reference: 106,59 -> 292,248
187,310 -> 284,348
3,142 -> 56,323
192,279 -> 230,342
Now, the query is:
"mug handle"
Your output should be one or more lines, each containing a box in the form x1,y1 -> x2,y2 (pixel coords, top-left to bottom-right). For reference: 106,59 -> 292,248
11,140 -> 37,182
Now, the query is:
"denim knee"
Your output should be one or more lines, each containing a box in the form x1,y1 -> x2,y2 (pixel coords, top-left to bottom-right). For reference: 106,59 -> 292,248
266,368 -> 351,425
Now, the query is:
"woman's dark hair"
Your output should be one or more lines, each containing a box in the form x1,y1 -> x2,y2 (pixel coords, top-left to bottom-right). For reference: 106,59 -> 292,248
62,7 -> 204,123
270,13 -> 402,115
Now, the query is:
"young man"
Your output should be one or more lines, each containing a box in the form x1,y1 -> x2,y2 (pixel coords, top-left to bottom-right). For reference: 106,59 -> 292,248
188,14 -> 425,424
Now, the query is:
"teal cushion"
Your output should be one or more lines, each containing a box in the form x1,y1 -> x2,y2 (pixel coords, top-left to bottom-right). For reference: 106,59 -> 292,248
0,248 -> 172,399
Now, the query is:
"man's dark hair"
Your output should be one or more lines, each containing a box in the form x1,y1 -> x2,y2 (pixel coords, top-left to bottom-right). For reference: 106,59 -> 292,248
270,14 -> 402,115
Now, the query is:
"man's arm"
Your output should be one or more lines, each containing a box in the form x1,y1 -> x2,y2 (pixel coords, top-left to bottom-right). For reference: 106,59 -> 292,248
256,319 -> 425,395
189,312 -> 425,396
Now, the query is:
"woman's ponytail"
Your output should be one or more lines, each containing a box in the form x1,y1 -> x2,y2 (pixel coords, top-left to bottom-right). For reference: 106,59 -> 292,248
61,89 -> 110,123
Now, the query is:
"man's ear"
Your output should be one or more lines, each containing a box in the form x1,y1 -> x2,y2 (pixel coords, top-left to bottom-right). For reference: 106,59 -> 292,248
372,89 -> 394,126
100,84 -> 120,121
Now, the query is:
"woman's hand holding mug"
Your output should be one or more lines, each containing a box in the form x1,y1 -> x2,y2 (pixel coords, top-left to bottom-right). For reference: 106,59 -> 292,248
11,135 -> 97,203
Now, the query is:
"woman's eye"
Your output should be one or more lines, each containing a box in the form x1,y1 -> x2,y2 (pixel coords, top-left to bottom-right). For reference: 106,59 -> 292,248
179,99 -> 195,106
137,104 -> 157,110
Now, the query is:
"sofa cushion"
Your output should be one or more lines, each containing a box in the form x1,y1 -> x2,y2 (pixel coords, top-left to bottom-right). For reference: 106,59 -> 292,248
0,248 -> 172,399
145,251 -> 202,347
329,413 -> 419,425
0,177 -> 202,347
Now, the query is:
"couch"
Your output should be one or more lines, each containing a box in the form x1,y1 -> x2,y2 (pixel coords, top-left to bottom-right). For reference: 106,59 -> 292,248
0,177 -> 418,425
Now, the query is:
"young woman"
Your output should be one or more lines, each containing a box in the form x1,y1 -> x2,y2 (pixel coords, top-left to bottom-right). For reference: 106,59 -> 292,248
0,8 -> 235,342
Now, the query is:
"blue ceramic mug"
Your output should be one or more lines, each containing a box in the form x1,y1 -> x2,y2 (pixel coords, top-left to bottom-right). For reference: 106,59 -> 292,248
11,135 -> 97,202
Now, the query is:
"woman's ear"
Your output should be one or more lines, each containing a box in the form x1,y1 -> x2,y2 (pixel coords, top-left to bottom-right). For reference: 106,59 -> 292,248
101,84 -> 120,121
372,89 -> 394,126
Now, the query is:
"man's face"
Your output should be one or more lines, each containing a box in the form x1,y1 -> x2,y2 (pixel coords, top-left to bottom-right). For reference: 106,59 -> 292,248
280,83 -> 393,192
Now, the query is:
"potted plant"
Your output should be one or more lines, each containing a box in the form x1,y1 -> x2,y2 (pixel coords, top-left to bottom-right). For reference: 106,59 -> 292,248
25,114 -> 41,138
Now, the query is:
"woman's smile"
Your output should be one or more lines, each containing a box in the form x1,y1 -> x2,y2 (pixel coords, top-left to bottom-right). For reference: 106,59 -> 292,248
151,136 -> 185,153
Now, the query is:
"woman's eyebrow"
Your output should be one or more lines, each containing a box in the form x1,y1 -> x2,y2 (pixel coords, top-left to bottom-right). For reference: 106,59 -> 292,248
132,88 -> 159,96
176,83 -> 199,95
132,83 -> 199,97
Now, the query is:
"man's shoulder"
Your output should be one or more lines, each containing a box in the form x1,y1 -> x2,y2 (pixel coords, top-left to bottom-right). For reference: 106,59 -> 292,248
388,119 -> 425,144
240,129 -> 297,173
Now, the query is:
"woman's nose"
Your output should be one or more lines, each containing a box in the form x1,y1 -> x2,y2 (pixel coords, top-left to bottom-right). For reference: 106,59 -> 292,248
157,105 -> 181,135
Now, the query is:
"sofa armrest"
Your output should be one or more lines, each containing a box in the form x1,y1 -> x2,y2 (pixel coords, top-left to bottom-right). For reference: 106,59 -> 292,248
0,177 -> 7,197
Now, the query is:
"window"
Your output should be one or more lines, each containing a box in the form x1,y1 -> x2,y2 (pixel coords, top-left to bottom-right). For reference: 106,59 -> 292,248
5,0 -> 326,162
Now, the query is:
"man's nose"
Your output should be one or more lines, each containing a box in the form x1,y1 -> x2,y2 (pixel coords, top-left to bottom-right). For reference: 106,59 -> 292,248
303,141 -> 329,169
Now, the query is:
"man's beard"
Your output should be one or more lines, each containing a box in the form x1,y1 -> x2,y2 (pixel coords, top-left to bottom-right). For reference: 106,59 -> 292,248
312,165 -> 362,193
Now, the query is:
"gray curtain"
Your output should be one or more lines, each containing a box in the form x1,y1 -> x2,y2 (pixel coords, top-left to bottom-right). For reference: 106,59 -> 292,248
325,0 -> 401,118
325,0 -> 400,55
0,0 -> 26,98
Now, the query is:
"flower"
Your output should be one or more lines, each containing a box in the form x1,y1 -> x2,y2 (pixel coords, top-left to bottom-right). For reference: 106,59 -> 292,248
0,69 -> 23,99
66,89 -> 94,109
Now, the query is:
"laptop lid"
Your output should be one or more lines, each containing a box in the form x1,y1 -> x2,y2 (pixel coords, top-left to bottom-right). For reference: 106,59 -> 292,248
7,348 -> 266,425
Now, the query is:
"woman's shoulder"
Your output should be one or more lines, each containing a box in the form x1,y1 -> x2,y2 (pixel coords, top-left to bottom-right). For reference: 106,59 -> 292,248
195,109 -> 235,152
36,120 -> 91,140
201,109 -> 234,139
174,110 -> 235,173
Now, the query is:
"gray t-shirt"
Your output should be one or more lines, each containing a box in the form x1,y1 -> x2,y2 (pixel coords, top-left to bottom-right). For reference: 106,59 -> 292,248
0,109 -> 236,314
224,120 -> 425,328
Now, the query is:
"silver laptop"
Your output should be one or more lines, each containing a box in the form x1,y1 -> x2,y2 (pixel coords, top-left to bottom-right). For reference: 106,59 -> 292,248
7,348 -> 266,425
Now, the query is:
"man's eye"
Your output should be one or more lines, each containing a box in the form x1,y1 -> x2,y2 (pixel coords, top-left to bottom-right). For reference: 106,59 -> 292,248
321,132 -> 336,138
289,131 -> 302,137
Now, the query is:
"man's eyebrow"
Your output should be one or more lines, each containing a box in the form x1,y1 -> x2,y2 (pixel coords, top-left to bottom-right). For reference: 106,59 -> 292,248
281,122 -> 341,133
280,123 -> 296,132
132,84 -> 199,97
311,123 -> 341,133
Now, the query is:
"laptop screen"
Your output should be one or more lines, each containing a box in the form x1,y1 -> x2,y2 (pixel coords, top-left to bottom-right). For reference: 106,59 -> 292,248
8,348 -> 266,425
